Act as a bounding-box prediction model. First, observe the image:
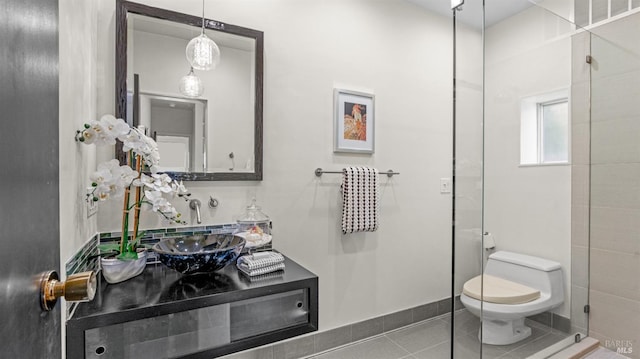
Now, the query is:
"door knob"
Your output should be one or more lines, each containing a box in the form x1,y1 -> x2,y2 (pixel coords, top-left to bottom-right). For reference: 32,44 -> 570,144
39,270 -> 97,311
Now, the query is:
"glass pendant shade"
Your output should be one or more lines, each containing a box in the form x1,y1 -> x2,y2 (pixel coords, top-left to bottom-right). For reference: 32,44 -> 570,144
179,68 -> 204,98
186,33 -> 220,71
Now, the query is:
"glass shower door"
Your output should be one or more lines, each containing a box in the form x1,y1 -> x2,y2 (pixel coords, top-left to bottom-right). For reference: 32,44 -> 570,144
451,0 -> 593,357
452,1 -> 484,357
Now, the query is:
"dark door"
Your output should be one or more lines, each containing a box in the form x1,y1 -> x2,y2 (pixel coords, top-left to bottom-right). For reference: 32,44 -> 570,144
0,0 -> 61,357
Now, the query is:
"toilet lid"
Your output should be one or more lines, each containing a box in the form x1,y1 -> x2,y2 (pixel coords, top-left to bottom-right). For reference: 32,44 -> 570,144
463,274 -> 541,304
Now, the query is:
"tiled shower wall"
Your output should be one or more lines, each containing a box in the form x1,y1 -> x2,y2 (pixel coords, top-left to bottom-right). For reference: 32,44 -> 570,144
574,12 -> 640,357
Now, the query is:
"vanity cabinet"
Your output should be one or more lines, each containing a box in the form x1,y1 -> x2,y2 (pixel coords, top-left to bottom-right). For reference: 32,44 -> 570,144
67,256 -> 318,359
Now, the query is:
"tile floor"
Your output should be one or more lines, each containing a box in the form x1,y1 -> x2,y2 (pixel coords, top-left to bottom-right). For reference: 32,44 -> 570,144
308,310 -> 570,359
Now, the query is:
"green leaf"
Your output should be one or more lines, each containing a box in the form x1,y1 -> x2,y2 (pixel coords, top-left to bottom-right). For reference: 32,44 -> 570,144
98,243 -> 121,253
116,251 -> 140,261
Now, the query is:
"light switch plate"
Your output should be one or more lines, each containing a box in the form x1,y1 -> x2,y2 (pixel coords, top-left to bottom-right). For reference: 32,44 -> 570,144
440,178 -> 452,194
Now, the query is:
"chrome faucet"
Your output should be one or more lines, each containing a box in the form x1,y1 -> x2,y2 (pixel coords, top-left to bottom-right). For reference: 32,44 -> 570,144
189,199 -> 202,224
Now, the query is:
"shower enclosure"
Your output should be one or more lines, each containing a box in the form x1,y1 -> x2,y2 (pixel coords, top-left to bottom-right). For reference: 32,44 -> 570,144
451,0 -> 640,357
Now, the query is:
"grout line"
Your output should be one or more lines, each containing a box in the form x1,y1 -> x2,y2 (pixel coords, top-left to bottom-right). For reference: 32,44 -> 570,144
383,334 -> 413,357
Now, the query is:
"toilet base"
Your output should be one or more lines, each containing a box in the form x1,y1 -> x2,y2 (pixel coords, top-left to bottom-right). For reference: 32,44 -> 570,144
478,317 -> 532,345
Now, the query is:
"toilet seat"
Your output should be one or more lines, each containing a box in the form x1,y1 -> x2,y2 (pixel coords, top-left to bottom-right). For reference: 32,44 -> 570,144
463,274 -> 540,304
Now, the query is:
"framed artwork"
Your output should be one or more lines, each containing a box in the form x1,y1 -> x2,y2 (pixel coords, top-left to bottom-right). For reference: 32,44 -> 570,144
334,89 -> 375,154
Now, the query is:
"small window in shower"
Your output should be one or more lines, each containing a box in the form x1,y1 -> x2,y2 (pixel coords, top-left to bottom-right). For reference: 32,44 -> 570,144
520,90 -> 570,165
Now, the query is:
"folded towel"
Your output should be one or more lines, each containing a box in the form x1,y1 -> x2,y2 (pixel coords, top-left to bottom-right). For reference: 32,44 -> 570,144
341,166 -> 379,234
236,251 -> 285,276
240,269 -> 285,284
238,262 -> 285,277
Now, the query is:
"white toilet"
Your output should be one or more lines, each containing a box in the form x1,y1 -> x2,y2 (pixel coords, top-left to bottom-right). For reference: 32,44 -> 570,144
460,251 -> 564,345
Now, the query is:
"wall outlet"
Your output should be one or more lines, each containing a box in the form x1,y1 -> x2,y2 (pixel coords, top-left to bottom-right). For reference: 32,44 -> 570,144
440,178 -> 452,194
86,188 -> 98,218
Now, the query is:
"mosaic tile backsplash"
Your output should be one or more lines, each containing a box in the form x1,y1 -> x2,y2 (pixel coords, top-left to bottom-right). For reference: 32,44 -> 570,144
99,224 -> 265,264
65,233 -> 100,319
66,223 -> 272,320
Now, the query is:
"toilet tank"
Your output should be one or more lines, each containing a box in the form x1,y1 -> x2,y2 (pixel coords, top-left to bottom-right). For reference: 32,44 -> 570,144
484,251 -> 564,302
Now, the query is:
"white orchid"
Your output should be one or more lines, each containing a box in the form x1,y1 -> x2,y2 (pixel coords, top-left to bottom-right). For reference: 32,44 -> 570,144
171,180 -> 189,197
79,115 -> 188,259
88,159 -> 139,201
119,127 -> 146,153
80,115 -> 130,146
144,190 -> 180,221
133,173 -> 173,193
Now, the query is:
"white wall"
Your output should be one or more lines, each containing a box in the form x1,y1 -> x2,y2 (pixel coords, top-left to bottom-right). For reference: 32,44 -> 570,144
59,0 -> 100,356
484,6 -> 573,317
92,0 -> 471,331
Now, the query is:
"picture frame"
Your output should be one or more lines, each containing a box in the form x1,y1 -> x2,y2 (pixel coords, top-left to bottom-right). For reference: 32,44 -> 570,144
334,89 -> 375,154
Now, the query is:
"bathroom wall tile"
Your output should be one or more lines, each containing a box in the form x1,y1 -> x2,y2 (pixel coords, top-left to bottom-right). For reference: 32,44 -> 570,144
528,311 -> 552,327
571,245 -> 589,289
591,163 -> 640,209
571,205 -> 589,247
591,35 -> 640,79
272,335 -> 315,359
437,298 -> 453,316
218,346 -> 274,359
590,206 -> 640,254
571,31 -> 591,84
591,117 -> 640,164
571,285 -> 589,332
592,71 -> 640,122
552,313 -> 571,333
412,302 -> 438,323
571,165 -> 590,206
383,308 -> 414,332
571,83 -> 590,127
314,325 -> 352,353
590,249 -> 640,301
571,122 -> 590,165
352,317 -> 384,342
454,296 -> 464,311
589,289 -> 640,353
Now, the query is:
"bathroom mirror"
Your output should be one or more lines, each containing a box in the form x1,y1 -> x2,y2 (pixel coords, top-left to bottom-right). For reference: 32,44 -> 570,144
116,0 -> 263,181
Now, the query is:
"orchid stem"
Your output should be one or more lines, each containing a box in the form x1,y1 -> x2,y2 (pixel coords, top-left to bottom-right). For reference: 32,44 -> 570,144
132,154 -> 143,247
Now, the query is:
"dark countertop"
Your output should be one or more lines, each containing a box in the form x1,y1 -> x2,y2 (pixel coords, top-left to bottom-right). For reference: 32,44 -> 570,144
69,255 -> 318,329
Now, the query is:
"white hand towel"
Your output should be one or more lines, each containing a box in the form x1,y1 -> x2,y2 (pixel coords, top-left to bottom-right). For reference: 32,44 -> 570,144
341,166 -> 379,234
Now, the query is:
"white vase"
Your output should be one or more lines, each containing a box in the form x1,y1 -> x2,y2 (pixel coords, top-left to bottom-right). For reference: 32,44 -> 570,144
101,250 -> 148,284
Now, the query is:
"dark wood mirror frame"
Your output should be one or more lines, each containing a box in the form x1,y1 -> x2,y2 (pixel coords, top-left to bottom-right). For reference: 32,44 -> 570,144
115,0 -> 263,181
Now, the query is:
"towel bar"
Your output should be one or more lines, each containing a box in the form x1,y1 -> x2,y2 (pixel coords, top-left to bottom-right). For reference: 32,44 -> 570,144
314,168 -> 399,178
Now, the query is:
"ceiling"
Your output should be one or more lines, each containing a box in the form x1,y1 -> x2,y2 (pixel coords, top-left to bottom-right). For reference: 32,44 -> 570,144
407,0 -> 535,29
130,14 -> 255,51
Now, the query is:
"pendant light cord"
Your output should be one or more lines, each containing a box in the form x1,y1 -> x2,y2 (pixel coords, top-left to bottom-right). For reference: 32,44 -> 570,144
201,0 -> 205,34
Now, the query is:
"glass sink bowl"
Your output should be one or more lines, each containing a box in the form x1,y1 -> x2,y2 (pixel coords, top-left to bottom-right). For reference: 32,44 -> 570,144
152,234 -> 246,274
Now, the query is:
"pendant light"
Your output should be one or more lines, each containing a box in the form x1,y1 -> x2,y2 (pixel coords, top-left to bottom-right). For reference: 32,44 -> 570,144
179,67 -> 204,98
186,0 -> 220,71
